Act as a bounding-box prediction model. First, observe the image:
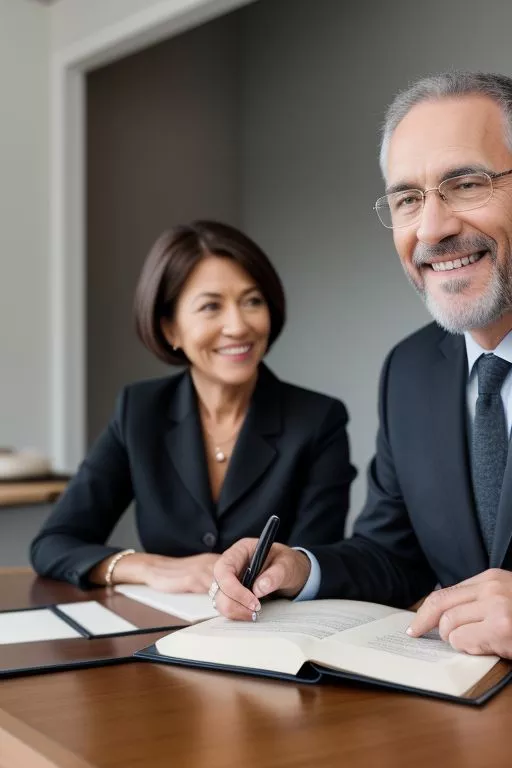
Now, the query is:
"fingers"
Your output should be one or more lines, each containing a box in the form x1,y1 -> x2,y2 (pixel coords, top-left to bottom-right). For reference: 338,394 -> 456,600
254,548 -> 311,599
448,622 -> 493,655
437,601 -> 487,642
147,571 -> 211,593
407,570 -> 512,658
143,554 -> 217,593
407,584 -> 478,637
213,539 -> 262,621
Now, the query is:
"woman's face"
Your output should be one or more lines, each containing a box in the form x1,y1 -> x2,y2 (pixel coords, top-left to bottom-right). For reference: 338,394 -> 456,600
162,255 -> 271,387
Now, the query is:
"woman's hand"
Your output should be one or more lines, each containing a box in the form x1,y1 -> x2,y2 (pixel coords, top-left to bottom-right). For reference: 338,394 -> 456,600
91,552 -> 220,593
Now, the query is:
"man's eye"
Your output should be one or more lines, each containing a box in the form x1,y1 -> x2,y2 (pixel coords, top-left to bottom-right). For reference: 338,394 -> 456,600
393,194 -> 420,211
454,181 -> 483,191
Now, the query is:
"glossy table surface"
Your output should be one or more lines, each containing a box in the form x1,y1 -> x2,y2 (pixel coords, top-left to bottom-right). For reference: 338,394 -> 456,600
1,572 -> 512,768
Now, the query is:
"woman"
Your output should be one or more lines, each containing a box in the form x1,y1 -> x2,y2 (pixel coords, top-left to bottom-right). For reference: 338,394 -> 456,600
31,221 -> 356,591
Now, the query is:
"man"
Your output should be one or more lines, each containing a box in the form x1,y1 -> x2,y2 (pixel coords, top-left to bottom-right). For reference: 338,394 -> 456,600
212,72 -> 512,659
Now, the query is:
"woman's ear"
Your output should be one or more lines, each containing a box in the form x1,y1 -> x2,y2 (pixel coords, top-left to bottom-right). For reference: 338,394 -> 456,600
160,318 -> 180,351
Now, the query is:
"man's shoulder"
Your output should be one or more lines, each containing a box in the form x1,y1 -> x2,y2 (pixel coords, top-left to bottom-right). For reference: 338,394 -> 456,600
390,321 -> 450,364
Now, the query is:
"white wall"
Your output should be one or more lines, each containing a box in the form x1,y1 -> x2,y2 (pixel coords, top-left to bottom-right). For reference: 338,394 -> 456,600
241,0 -> 512,525
49,0 -> 254,61
0,0 -> 50,454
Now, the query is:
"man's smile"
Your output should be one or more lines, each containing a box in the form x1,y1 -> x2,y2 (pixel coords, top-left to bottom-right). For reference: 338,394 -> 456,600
429,251 -> 488,272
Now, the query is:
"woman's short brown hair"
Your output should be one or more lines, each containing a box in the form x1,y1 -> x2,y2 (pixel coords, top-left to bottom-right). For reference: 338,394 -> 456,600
134,220 -> 286,365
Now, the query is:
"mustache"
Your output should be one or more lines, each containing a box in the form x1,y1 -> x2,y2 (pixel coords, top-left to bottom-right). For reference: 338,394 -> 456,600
413,236 -> 495,267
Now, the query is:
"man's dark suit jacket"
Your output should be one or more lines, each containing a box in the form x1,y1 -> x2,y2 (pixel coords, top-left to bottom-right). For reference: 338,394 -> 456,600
311,322 -> 511,608
31,365 -> 356,587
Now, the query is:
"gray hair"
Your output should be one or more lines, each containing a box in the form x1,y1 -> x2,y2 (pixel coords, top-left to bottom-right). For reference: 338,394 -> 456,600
379,71 -> 512,178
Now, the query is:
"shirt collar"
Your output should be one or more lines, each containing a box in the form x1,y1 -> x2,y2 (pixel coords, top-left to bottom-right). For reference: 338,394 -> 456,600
464,329 -> 512,376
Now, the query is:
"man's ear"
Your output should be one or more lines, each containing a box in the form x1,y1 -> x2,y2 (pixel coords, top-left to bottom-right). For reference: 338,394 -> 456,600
161,318 -> 180,351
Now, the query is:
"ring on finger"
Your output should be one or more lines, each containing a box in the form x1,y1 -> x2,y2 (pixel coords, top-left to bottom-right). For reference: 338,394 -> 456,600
208,580 -> 220,606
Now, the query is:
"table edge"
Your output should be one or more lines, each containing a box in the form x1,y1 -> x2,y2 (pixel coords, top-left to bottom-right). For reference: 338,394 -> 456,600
0,706 -> 95,768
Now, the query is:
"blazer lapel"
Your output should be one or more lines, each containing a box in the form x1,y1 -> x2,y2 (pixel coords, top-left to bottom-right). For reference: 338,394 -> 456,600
217,365 -> 280,517
164,372 -> 213,517
491,438 -> 512,567
430,333 -> 488,574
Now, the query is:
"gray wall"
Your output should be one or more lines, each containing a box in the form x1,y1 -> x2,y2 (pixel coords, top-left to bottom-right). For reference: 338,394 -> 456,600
241,0 -> 512,525
87,12 -> 243,443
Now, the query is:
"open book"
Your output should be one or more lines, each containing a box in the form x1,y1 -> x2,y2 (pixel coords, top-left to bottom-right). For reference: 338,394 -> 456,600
136,599 -> 512,705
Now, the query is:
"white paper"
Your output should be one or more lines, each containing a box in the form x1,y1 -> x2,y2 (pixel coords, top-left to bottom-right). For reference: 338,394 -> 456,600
115,584 -> 218,622
57,601 -> 138,635
0,608 -> 81,644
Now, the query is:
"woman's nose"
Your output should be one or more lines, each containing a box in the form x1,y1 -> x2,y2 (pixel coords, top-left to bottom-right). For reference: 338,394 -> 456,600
221,305 -> 249,335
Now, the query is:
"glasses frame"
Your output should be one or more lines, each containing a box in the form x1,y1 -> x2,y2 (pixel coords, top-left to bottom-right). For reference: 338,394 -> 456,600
374,168 -> 512,229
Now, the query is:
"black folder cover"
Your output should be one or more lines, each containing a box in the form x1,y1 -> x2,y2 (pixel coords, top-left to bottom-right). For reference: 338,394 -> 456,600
134,642 -> 512,706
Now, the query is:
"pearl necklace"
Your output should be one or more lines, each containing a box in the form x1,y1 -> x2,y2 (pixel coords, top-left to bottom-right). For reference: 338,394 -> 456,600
204,424 -> 241,463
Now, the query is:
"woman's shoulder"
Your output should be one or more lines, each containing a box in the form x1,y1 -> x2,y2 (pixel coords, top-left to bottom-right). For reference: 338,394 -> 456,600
117,371 -> 187,421
123,371 -> 184,398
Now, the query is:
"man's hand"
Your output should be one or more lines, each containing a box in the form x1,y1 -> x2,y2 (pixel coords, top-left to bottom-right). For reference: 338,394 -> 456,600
212,539 -> 311,620
407,568 -> 512,657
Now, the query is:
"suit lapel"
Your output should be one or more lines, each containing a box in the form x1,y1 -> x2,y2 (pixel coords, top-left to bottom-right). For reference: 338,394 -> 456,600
164,372 -> 213,517
217,365 -> 280,517
491,437 -> 512,567
430,333 -> 488,574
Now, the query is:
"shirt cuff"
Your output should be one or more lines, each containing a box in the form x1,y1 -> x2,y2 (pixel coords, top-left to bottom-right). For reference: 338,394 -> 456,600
292,548 -> 321,601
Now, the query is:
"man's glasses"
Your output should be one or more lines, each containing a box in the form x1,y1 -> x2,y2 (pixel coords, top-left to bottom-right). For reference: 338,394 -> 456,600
374,169 -> 512,229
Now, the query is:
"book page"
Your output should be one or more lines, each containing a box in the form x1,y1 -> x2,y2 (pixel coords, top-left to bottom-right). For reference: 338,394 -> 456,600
155,599 -> 399,675
0,609 -> 81,644
115,584 -> 218,622
312,611 -> 499,697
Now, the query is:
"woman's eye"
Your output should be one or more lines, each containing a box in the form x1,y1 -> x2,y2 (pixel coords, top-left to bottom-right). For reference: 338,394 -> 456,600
245,295 -> 265,306
199,302 -> 220,312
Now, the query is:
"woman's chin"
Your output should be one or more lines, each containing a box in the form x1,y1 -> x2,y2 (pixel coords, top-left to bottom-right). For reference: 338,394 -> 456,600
212,362 -> 260,387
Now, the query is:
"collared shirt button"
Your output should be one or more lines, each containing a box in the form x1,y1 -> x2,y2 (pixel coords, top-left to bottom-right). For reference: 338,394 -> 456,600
202,532 -> 217,548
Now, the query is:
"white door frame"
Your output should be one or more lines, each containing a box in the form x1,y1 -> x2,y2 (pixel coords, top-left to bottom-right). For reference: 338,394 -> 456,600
50,0 -> 253,470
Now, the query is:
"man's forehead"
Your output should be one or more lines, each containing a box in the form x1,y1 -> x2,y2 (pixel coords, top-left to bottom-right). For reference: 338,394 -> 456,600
385,95 -> 508,183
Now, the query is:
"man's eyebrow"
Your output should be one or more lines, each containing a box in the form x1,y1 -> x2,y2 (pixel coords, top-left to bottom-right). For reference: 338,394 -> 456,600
385,181 -> 417,195
385,165 -> 490,195
439,165 -> 490,182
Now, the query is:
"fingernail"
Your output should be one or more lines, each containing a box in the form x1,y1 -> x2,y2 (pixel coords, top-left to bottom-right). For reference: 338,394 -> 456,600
251,611 -> 258,622
406,627 -> 414,636
249,600 -> 261,612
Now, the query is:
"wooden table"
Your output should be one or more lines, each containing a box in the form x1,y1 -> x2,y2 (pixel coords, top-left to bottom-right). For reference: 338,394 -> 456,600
1,573 -> 512,768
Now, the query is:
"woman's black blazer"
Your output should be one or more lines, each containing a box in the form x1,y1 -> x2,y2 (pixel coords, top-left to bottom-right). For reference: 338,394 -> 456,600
30,365 -> 356,587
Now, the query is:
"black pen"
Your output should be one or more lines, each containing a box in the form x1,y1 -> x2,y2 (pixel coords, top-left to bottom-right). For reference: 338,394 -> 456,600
241,515 -> 280,591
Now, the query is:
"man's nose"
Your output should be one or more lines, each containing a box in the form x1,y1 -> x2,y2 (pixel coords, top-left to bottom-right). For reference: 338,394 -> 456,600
415,191 -> 463,245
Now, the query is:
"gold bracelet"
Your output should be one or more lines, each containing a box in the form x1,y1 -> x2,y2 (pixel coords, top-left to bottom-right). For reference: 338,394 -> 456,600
105,548 -> 136,586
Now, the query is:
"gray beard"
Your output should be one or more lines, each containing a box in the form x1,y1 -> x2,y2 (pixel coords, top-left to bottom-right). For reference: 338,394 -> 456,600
407,236 -> 512,334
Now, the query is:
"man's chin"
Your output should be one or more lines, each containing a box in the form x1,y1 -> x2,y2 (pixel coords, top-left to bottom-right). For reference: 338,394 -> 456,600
424,291 -> 507,334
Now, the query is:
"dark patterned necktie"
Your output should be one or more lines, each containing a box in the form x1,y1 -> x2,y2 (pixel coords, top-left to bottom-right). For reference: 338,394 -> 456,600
471,353 -> 512,554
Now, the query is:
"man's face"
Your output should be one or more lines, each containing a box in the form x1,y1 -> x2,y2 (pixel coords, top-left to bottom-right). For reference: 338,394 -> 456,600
387,95 -> 512,333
